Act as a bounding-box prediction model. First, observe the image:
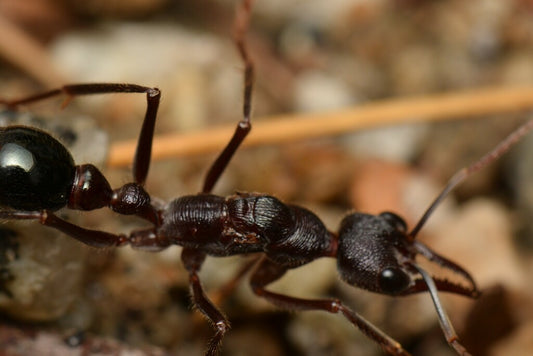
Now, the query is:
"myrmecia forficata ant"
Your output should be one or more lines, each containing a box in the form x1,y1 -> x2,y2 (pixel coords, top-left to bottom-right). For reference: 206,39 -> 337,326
1,0 -> 533,355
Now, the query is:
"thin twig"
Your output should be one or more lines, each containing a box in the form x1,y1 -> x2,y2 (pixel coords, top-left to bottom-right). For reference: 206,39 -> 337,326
0,15 -> 66,87
108,85 -> 533,168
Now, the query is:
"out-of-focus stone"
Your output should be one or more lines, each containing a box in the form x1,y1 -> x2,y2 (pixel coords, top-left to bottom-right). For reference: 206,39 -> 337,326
67,0 -> 169,19
491,319 -> 533,356
461,285 -> 519,355
343,123 -> 429,164
349,159 -> 413,215
0,323 -> 168,356
349,158 -> 455,230
0,222 -> 88,321
426,199 -> 525,291
293,70 -> 355,112
288,311 -> 379,356
0,112 -> 108,322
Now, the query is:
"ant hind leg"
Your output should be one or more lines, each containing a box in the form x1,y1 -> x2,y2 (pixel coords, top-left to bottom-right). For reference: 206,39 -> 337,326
249,257 -> 412,356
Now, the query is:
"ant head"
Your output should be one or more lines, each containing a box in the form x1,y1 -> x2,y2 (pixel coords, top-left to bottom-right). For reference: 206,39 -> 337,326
336,211 -> 416,295
336,211 -> 479,298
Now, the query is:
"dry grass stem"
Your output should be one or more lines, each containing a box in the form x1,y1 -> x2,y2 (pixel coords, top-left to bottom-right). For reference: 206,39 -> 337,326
108,85 -> 533,167
0,15 -> 66,88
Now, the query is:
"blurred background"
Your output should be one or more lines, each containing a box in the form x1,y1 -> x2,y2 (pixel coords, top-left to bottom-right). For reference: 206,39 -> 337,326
1,0 -> 533,355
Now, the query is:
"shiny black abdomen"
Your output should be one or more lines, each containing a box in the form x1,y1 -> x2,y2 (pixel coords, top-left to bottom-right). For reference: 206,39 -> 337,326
0,126 -> 75,211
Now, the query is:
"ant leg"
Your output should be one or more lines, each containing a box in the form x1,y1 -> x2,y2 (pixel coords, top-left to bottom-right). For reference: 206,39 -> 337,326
0,83 -> 161,185
181,248 -> 230,356
202,0 -> 254,193
0,210 -> 125,248
190,257 -> 259,332
250,257 -> 412,356
0,210 -> 171,250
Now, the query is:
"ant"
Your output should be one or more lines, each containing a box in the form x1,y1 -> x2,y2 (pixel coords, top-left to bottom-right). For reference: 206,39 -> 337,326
0,0 -> 532,355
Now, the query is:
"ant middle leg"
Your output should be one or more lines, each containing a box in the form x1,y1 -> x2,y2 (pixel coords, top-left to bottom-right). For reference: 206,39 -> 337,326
202,0 -> 255,193
0,83 -> 161,185
181,248 -> 230,356
250,257 -> 412,356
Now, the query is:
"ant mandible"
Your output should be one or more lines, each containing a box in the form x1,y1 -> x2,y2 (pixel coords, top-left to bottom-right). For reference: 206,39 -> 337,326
1,1 -> 532,355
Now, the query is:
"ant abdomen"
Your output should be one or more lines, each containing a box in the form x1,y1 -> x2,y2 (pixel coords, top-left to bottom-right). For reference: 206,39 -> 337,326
0,126 -> 75,211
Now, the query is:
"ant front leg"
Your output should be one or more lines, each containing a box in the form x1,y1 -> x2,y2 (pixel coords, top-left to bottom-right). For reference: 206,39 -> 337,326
0,83 -> 161,185
181,248 -> 230,356
250,257 -> 412,356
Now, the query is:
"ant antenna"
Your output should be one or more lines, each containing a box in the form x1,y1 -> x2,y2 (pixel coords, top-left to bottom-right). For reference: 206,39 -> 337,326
412,264 -> 471,356
409,117 -> 533,239
202,0 -> 255,193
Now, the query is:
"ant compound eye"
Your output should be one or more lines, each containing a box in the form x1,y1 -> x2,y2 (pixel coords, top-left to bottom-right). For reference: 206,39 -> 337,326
379,212 -> 407,232
379,267 -> 411,294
